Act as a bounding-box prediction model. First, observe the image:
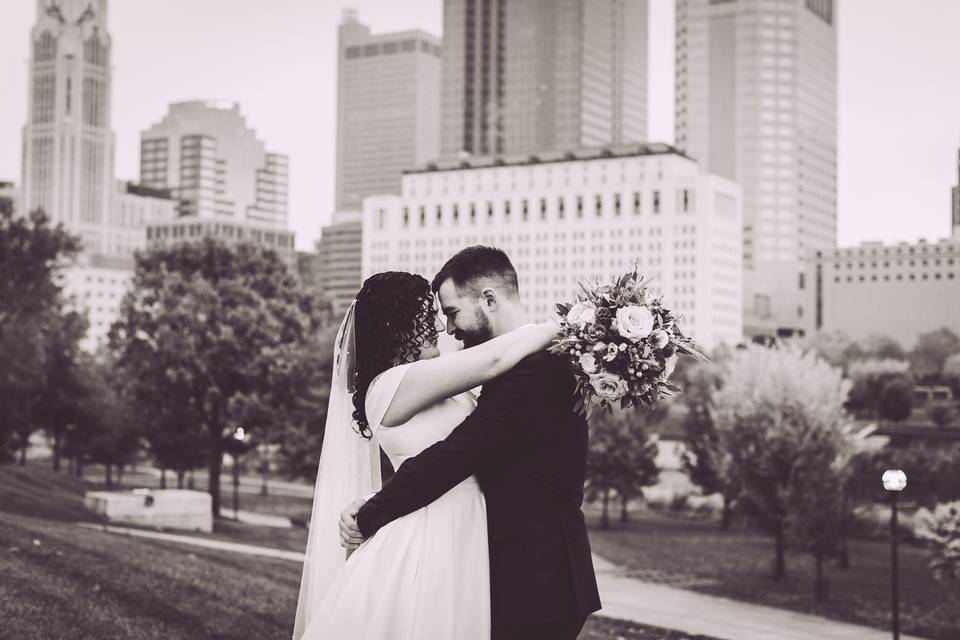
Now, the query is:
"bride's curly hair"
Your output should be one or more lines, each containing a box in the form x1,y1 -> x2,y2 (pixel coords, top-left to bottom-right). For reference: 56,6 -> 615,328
352,272 -> 438,438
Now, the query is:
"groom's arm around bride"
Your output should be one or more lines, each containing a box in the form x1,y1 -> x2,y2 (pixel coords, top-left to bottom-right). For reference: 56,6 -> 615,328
351,349 -> 601,639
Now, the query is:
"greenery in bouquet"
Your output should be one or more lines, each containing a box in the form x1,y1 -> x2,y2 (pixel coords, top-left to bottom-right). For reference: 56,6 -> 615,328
550,266 -> 708,414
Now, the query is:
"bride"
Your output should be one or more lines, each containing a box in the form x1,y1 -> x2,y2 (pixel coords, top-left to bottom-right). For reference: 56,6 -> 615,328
292,271 -> 560,639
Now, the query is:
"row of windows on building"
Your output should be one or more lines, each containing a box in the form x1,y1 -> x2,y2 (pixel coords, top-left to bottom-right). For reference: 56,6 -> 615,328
406,166 -> 674,196
344,38 -> 439,59
834,257 -> 957,269
833,272 -> 957,284
384,190 -> 700,229
147,223 -> 294,249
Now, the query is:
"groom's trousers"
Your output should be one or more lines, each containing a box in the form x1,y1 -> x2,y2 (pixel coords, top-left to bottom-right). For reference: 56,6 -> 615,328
492,617 -> 586,640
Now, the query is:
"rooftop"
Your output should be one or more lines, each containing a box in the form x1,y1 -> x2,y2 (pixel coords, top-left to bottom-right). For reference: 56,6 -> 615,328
122,182 -> 172,200
404,142 -> 692,175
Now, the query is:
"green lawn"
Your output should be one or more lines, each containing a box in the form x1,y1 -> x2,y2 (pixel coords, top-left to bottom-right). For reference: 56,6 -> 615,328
0,463 -> 714,640
587,509 -> 959,640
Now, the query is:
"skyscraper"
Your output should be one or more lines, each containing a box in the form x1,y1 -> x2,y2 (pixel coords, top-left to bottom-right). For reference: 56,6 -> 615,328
140,101 -> 294,266
952,146 -> 960,240
675,0 -> 837,339
441,0 -> 648,158
335,10 -> 441,211
140,101 -> 288,228
21,0 -> 115,254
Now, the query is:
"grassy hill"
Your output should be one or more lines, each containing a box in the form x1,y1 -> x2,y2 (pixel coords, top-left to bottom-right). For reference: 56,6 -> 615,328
0,463 -> 708,640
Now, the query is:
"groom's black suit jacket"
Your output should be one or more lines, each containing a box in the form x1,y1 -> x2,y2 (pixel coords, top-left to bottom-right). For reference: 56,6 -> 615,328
356,351 -> 602,629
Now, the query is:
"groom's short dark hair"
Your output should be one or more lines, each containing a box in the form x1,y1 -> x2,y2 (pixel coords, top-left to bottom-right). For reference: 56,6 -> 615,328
432,246 -> 520,299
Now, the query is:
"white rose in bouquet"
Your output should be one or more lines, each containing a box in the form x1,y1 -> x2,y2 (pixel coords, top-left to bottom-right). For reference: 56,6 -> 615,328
579,352 -> 599,374
567,302 -> 597,328
615,305 -> 655,342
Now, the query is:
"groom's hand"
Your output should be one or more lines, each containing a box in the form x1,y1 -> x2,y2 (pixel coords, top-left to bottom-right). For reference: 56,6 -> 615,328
339,498 -> 367,550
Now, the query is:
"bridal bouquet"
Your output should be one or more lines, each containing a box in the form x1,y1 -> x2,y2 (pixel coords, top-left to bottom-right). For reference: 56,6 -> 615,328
550,266 -> 708,413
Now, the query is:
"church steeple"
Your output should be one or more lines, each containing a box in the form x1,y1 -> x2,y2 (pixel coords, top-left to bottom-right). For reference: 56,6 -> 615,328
22,0 -> 114,253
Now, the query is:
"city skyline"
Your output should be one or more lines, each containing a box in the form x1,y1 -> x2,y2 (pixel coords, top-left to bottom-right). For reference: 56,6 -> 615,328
1,1 -> 960,251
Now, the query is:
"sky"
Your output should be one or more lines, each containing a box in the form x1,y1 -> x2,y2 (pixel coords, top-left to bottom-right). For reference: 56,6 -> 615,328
1,1 -> 959,251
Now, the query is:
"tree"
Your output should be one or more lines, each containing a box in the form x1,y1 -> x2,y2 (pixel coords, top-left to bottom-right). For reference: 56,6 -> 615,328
910,328 -> 960,378
0,207 -> 81,463
877,375 -> 914,423
915,501 -> 960,581
36,310 -> 89,472
807,331 -> 863,373
943,353 -> 960,398
681,362 -> 740,529
845,358 -> 910,419
786,451 -> 846,601
110,239 -> 324,517
712,344 -> 851,581
927,403 -> 955,428
864,335 -> 906,361
270,325 -> 338,482
586,406 -> 661,528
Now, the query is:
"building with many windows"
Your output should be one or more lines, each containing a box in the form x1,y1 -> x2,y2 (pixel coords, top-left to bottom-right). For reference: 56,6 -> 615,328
440,0 -> 649,158
145,217 -> 296,268
675,0 -> 837,340
21,0 -> 115,254
335,10 -> 441,211
814,166 -> 960,349
316,211 -> 364,317
363,143 -> 743,351
140,101 -> 289,228
62,253 -> 133,352
813,237 -> 960,349
104,181 -> 176,258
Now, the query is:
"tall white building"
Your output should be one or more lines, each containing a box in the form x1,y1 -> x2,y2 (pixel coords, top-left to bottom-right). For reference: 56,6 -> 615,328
441,0 -> 648,158
140,101 -> 289,228
21,0 -> 115,254
336,11 -> 441,211
363,144 -> 743,351
675,0 -> 837,340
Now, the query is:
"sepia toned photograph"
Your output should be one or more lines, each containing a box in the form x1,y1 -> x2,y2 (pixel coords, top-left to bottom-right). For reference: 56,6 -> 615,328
0,1 -> 958,639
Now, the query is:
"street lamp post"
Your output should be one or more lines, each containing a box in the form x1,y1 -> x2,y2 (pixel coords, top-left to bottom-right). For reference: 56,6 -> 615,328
882,469 -> 907,640
232,427 -> 247,521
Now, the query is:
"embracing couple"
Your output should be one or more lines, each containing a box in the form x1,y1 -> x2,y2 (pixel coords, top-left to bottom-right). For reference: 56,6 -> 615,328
292,246 -> 601,640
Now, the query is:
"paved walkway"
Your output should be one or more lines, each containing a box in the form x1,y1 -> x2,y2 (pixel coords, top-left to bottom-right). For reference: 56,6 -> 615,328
592,555 -> 927,640
75,523 -> 305,562
77,522 -> 928,640
218,508 -> 293,528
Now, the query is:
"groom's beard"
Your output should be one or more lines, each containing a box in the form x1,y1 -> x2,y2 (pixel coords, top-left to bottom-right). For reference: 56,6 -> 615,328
457,311 -> 493,348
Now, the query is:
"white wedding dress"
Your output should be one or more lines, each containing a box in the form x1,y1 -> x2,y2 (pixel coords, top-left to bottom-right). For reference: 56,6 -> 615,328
298,362 -> 491,639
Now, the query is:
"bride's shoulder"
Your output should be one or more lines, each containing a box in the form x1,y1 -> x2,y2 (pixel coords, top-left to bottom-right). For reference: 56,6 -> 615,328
365,363 -> 415,418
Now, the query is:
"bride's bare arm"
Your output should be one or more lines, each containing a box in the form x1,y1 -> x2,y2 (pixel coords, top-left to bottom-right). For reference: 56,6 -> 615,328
379,320 -> 560,427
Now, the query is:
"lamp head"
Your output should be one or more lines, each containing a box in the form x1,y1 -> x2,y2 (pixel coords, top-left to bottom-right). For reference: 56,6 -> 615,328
882,469 -> 907,492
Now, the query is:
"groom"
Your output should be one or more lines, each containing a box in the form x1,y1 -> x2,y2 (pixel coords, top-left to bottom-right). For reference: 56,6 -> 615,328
340,246 -> 601,639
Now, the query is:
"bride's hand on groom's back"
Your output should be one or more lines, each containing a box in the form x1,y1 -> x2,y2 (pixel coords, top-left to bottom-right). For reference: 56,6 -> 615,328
339,498 -> 368,551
